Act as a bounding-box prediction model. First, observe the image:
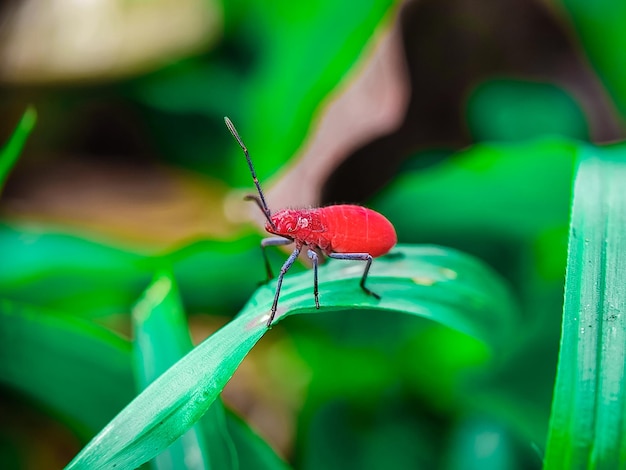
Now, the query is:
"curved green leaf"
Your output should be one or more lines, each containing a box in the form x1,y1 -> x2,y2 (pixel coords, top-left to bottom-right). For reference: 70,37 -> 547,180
225,412 -> 291,470
65,244 -> 518,469
134,0 -> 397,183
0,294 -> 287,469
0,224 -> 287,316
562,0 -> 626,123
545,143 -> 626,467
66,304 -> 266,470
0,300 -> 135,437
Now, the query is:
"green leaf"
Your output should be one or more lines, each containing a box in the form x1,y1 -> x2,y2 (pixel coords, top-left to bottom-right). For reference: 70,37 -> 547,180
225,413 -> 291,470
466,79 -> 589,141
444,415 -> 540,470
0,293 -> 286,469
374,138 -> 579,449
0,107 -> 36,192
133,273 -> 214,470
374,138 -> 576,244
545,143 -> 626,467
133,0 -> 397,183
562,0 -> 626,123
66,305 -> 266,469
300,398 -> 434,470
0,300 -> 135,437
0,223 -> 154,316
0,223 -> 286,316
65,244 -> 517,469
133,272 -> 240,470
135,272 -> 291,470
233,0 -> 397,183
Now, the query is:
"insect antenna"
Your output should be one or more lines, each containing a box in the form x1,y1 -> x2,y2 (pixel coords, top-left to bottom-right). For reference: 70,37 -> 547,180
224,117 -> 277,230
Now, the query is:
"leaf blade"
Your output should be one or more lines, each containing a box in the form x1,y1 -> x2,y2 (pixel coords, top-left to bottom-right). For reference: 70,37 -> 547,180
132,273 -> 214,470
545,143 -> 626,467
0,300 -> 135,437
0,107 -> 36,191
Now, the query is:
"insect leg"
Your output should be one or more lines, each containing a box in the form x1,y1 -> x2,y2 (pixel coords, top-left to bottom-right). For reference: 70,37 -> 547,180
268,246 -> 301,327
260,236 -> 293,281
328,252 -> 381,300
307,249 -> 320,309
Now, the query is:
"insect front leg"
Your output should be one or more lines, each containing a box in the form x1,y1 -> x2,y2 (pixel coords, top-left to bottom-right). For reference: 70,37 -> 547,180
307,249 -> 320,309
328,252 -> 381,300
260,236 -> 293,281
268,246 -> 301,327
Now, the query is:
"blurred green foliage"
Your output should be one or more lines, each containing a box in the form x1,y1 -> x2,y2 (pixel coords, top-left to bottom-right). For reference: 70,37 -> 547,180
466,79 -> 589,142
0,107 -> 36,191
563,0 -> 626,121
1,0 -> 626,469
131,0 -> 396,183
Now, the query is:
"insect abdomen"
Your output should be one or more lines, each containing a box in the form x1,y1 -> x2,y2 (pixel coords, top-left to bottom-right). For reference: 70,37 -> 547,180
320,205 -> 396,257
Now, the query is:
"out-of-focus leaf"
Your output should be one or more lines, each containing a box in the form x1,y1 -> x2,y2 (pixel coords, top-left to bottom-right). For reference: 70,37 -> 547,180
545,143 -> 626,467
236,0 -> 398,183
134,0 -> 398,183
0,300 -> 135,438
225,412 -> 291,470
0,223 -> 154,316
0,224 -> 290,316
374,139 -> 576,244
466,79 -> 589,141
167,235 -> 296,313
0,107 -> 36,191
444,415 -> 541,470
65,244 -> 517,469
562,0 -> 626,122
301,399 -> 433,470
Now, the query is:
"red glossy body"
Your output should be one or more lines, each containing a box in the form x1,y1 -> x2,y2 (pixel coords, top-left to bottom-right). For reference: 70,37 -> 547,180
266,205 -> 397,257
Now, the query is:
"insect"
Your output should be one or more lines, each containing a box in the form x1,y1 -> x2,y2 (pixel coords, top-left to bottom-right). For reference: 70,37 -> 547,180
225,117 -> 397,327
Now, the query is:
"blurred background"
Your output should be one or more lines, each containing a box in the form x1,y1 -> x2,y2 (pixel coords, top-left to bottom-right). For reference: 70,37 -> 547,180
1,0 -> 625,468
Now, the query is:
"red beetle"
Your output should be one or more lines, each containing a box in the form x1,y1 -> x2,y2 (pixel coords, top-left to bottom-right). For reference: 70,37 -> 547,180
225,117 -> 397,327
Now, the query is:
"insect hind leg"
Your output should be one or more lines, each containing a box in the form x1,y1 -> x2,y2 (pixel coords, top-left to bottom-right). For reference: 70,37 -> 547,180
328,252 -> 381,300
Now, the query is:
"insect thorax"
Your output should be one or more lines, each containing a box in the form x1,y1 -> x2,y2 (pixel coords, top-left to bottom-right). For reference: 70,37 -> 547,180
267,209 -> 326,241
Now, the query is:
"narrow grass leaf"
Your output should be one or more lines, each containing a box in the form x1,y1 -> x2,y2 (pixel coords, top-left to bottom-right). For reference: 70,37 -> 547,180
0,107 -> 36,191
133,272 -> 214,470
545,143 -> 626,467
65,304 -> 268,469
66,244 -> 517,469
133,272 -> 246,470
225,413 -> 292,470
